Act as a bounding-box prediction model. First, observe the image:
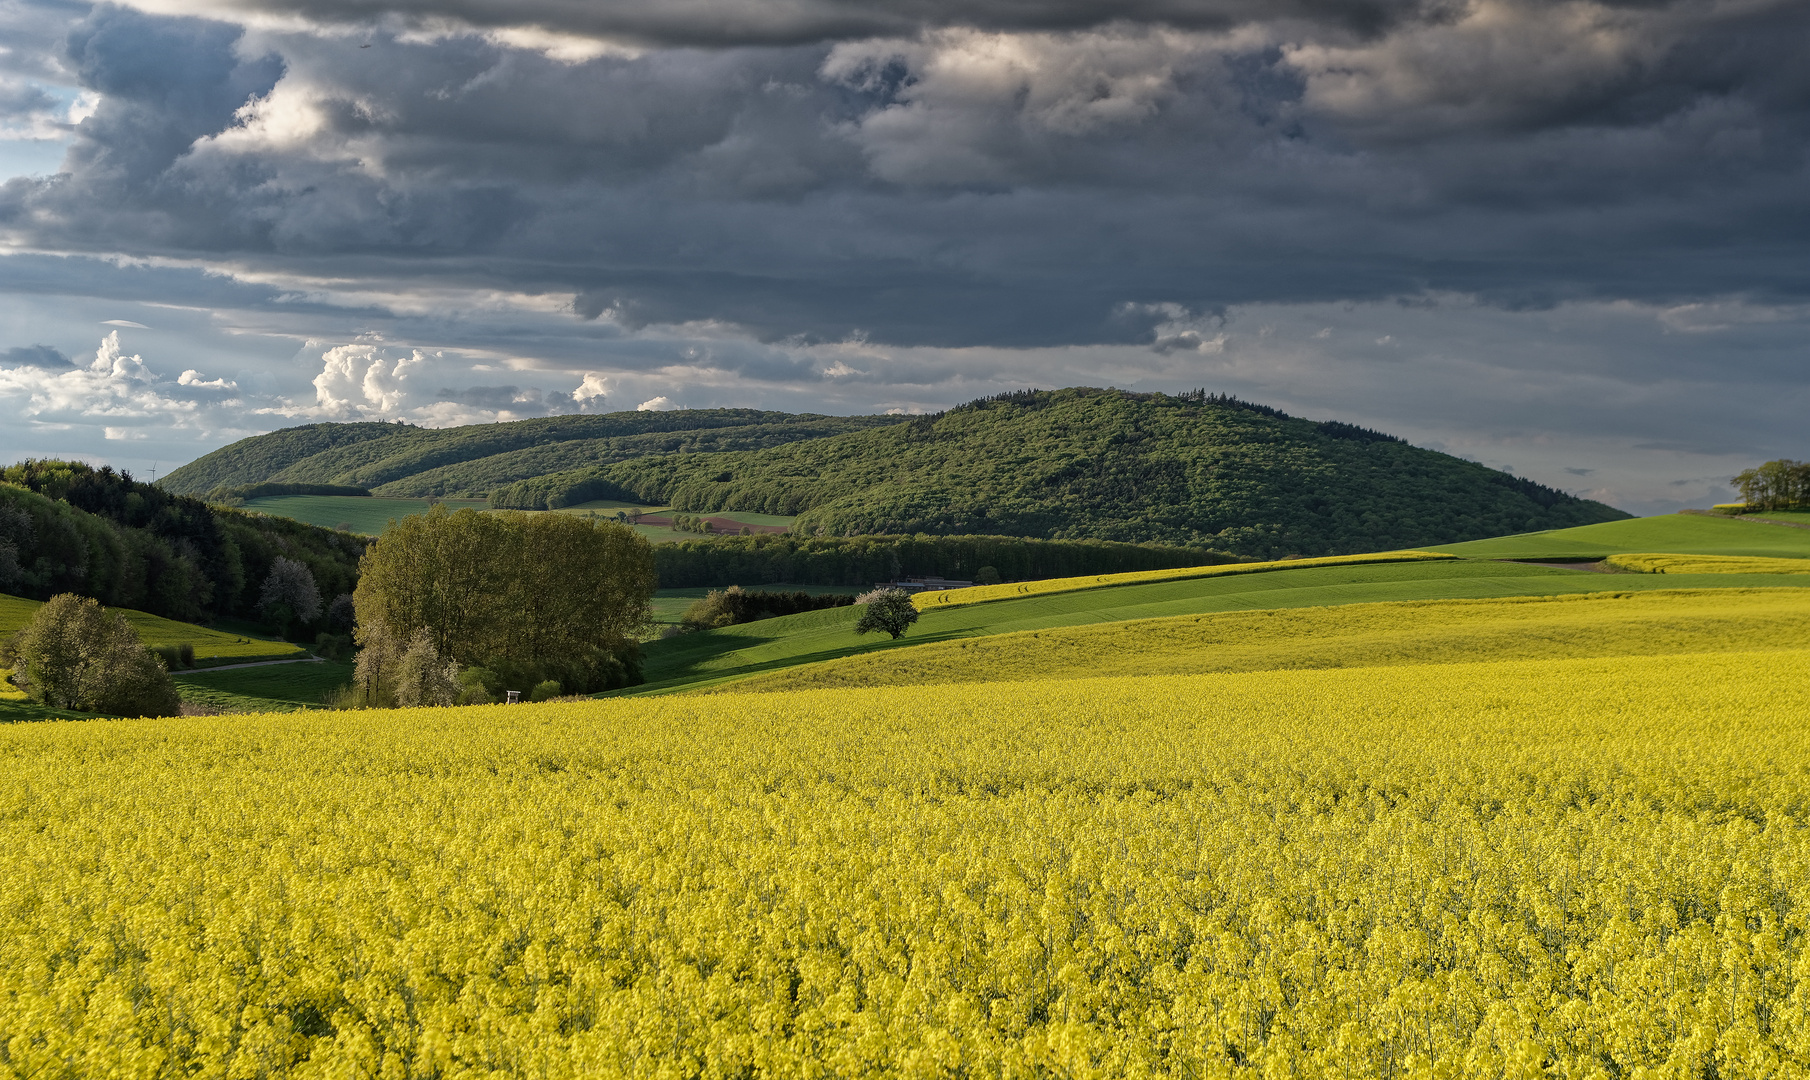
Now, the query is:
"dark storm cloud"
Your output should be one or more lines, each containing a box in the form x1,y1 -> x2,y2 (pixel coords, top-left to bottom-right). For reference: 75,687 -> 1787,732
1,344 -> 76,369
127,0 -> 1465,48
0,0 -> 1804,352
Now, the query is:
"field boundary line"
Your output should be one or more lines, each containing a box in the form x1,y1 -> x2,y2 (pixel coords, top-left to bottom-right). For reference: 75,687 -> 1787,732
912,550 -> 1457,612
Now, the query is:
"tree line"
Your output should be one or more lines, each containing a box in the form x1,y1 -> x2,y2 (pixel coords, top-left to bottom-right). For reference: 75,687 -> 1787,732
1733,459 -> 1809,511
0,460 -> 364,631
651,532 -> 1238,589
678,586 -> 854,630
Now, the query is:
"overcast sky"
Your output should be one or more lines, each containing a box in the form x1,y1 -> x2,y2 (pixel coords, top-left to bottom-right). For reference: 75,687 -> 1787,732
0,0 -> 1804,511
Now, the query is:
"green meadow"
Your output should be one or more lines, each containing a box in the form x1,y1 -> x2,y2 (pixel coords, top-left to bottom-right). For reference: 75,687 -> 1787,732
649,584 -> 864,627
1428,512 -> 1810,560
0,594 -> 306,666
623,552 -> 1810,695
240,495 -> 490,535
173,660 -> 355,713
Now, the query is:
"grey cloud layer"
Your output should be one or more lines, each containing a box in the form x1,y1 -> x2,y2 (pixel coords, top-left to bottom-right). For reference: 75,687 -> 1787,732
0,0 -> 1804,517
116,0 -> 1478,48
0,0 -> 1803,350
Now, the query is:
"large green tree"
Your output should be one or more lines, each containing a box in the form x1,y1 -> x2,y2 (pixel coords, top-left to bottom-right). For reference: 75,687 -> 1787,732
352,507 -> 655,694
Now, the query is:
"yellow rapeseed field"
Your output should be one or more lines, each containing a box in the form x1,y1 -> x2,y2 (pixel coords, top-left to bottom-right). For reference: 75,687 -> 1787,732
731,587 -> 1810,693
1605,552 -> 1810,575
4,649 -> 1809,1078
911,550 -> 1453,610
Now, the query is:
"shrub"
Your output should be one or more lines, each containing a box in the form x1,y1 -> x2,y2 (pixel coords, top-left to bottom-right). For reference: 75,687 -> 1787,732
5,593 -> 181,716
314,632 -> 354,661
975,565 -> 1001,585
681,585 -> 856,630
529,680 -> 563,702
456,667 -> 500,706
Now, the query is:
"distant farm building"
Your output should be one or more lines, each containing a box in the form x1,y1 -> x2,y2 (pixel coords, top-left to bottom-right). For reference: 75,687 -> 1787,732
877,576 -> 974,594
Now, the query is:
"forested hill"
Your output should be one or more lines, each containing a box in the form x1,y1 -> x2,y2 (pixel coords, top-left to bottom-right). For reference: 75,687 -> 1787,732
0,460 -> 364,625
165,389 -> 1628,557
502,389 -> 1628,556
160,410 -> 901,499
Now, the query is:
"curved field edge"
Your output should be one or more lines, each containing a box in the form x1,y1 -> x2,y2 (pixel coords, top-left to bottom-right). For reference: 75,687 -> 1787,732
1428,511 -> 1810,560
3,650 -> 1808,1077
624,558 -> 1810,696
711,587 -> 1810,694
911,550 -> 1452,611
1604,552 -> 1810,574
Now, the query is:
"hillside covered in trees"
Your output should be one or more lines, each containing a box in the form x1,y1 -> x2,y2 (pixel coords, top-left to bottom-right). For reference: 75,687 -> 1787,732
0,460 -> 365,626
520,390 -> 1626,556
165,389 -> 1627,558
160,410 -> 900,500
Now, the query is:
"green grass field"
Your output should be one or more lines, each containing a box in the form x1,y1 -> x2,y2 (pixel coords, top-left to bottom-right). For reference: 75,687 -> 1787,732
173,660 -> 354,713
1740,509 -> 1810,525
649,584 -> 866,627
0,594 -> 306,666
1427,512 -> 1810,560
241,495 -> 490,535
623,556 -> 1810,695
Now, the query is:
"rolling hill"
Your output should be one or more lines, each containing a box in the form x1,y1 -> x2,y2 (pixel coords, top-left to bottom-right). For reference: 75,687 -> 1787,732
163,388 -> 1626,557
160,410 -> 901,499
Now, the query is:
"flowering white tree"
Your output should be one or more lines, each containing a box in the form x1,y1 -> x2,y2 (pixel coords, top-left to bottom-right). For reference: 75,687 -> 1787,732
259,557 -> 321,634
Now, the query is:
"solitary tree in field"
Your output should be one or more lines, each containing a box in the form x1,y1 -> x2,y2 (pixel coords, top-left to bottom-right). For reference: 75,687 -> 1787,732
854,588 -> 919,640
5,593 -> 180,716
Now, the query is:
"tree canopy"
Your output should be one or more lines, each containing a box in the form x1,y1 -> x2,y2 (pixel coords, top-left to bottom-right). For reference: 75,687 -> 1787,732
352,506 -> 656,694
0,460 -> 364,628
1733,460 -> 1810,511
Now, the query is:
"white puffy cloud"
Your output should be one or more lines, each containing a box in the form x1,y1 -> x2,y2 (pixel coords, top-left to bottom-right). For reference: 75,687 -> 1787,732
178,369 -> 239,389
0,331 -> 239,436
303,342 -> 425,419
573,372 -> 609,408
636,396 -> 675,411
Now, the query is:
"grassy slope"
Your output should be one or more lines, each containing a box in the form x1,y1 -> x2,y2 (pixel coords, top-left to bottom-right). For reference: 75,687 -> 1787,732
1604,553 -> 1810,574
624,557 -> 1810,695
724,588 -> 1810,693
0,594 -> 306,664
912,551 -> 1450,611
1742,509 -> 1810,525
1428,513 -> 1810,559
174,660 -> 354,713
650,584 -> 865,626
241,495 -> 489,535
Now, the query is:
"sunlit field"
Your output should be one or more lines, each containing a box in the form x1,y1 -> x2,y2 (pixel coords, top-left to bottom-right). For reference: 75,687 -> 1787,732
4,647 -> 1809,1077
